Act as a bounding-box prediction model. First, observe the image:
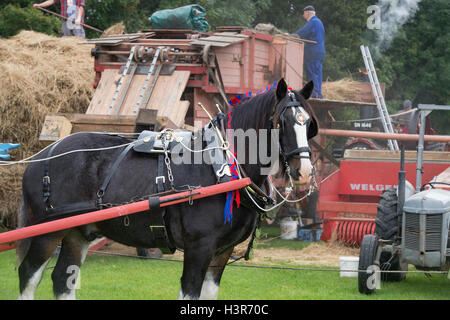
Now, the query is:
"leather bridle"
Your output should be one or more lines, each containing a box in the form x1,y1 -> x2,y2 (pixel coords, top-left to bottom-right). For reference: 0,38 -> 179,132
273,91 -> 312,162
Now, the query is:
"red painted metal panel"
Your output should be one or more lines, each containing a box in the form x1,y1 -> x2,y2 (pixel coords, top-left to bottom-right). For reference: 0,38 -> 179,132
339,161 -> 448,196
317,201 -> 378,215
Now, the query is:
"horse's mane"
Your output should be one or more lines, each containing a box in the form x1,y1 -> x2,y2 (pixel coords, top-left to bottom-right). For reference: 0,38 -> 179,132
229,88 -> 277,131
229,86 -> 317,131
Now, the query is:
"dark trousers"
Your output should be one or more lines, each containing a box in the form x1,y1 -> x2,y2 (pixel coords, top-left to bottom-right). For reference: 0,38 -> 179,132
305,60 -> 323,99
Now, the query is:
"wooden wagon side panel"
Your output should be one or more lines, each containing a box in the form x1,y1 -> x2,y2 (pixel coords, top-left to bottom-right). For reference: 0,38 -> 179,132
215,44 -> 244,88
285,40 -> 304,90
253,39 -> 271,89
269,37 -> 286,85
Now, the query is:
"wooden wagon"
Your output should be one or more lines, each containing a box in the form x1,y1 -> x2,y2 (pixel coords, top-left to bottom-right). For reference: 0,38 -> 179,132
40,26 -> 306,141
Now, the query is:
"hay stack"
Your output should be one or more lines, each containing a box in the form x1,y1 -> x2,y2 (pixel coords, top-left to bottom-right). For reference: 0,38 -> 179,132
322,78 -> 366,101
0,31 -> 94,228
101,22 -> 125,37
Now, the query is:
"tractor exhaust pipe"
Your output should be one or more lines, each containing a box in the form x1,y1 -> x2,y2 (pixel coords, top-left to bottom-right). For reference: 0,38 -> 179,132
397,144 -> 406,236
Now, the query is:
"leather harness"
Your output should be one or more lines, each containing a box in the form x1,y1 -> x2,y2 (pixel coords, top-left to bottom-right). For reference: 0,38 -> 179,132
40,91 -> 313,256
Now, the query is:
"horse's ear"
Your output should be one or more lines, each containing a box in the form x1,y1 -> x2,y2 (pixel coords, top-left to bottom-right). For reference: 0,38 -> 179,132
276,78 -> 288,101
308,116 -> 318,140
300,81 -> 314,100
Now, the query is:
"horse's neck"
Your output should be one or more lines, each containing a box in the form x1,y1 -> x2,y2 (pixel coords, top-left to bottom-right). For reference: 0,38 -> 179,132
230,104 -> 272,187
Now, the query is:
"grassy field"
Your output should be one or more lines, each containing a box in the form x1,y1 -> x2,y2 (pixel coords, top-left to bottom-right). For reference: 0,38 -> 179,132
0,227 -> 449,300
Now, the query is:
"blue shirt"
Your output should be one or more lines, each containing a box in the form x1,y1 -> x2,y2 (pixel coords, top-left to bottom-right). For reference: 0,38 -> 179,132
295,16 -> 325,62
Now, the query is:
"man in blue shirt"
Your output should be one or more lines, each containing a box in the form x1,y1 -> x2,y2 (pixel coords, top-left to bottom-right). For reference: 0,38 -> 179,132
294,6 -> 325,99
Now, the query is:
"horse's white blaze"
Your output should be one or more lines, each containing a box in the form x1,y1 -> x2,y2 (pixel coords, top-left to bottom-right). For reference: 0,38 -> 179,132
199,271 -> 219,300
293,108 -> 313,185
18,259 -> 50,300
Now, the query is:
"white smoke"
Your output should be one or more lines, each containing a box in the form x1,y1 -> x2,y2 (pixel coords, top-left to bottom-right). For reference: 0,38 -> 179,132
375,0 -> 422,51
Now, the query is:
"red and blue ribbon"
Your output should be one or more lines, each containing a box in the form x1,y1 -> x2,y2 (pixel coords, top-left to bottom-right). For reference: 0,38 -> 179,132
223,81 -> 278,224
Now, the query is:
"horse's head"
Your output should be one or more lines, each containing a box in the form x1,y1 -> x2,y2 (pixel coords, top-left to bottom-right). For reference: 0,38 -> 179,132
272,79 -> 318,185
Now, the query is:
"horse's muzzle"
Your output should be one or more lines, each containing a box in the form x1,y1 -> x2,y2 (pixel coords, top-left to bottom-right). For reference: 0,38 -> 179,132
288,157 -> 313,185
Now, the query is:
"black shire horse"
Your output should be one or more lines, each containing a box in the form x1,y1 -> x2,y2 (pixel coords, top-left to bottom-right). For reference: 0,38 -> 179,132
16,79 -> 318,300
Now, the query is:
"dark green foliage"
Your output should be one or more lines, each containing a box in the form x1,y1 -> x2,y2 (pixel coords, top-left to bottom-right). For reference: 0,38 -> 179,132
0,2 -> 60,38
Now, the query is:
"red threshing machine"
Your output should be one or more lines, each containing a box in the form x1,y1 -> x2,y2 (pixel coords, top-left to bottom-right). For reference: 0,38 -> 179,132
317,148 -> 449,246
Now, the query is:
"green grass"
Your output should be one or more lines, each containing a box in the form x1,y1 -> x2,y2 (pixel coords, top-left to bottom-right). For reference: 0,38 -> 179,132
1,245 -> 449,300
255,225 -> 311,250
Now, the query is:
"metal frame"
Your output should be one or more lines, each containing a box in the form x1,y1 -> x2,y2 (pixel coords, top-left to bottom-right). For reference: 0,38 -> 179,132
415,104 -> 450,191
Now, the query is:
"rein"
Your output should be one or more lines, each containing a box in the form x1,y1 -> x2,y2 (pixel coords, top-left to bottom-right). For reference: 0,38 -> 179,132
224,87 -> 317,216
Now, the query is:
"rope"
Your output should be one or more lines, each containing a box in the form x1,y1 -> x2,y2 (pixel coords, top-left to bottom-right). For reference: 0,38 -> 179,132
85,249 -> 449,275
228,151 -> 315,213
331,108 -> 418,124
0,142 -> 134,166
0,131 -> 135,166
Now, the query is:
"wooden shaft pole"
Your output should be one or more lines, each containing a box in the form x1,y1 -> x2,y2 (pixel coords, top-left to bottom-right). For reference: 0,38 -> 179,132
0,178 -> 251,246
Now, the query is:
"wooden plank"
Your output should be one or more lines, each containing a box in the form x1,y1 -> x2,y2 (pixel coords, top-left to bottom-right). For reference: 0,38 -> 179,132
86,69 -> 121,114
111,70 -> 191,127
148,71 -> 190,116
308,98 -> 377,109
199,36 -> 242,43
39,115 -> 73,146
38,113 -> 138,139
190,39 -> 237,47
213,33 -> 249,39
171,101 -> 190,128
69,115 -> 137,134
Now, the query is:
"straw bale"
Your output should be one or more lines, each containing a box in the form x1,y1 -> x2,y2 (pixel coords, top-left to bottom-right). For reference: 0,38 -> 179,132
101,22 -> 125,37
0,31 -> 94,228
322,78 -> 365,101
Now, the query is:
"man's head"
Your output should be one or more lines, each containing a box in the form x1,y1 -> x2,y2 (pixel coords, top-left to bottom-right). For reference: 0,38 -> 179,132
303,5 -> 316,21
403,99 -> 412,110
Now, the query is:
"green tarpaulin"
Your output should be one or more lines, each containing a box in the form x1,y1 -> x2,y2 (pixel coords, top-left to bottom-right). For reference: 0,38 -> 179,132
149,5 -> 209,32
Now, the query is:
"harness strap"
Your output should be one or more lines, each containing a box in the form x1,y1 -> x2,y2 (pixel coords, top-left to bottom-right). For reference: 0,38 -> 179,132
43,141 -> 62,210
97,142 -> 135,205
156,154 -> 165,193
148,153 -> 175,254
284,146 -> 312,160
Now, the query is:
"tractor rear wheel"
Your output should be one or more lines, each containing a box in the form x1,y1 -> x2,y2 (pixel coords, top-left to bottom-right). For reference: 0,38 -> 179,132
375,188 -> 408,282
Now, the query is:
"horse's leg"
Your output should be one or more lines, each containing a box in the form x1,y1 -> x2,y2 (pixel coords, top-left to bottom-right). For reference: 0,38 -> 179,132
17,232 -> 67,300
51,229 -> 90,300
178,239 -> 217,300
199,247 -> 233,300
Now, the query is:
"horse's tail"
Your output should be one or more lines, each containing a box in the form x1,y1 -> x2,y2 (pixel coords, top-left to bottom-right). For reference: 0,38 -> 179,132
16,195 -> 31,267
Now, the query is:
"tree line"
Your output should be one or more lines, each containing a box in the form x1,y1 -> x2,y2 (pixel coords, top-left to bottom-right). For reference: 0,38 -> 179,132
1,0 -> 448,133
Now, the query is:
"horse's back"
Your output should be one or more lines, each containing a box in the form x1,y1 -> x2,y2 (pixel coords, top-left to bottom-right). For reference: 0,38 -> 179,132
21,133 -> 131,223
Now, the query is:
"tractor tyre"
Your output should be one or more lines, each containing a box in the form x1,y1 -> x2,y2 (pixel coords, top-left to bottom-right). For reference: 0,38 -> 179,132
358,234 -> 379,294
374,188 -> 407,282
